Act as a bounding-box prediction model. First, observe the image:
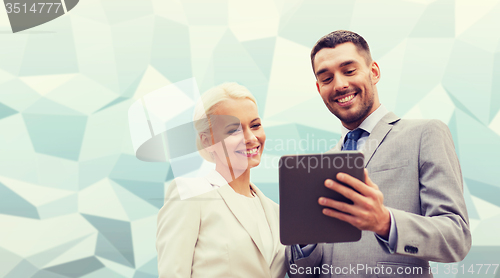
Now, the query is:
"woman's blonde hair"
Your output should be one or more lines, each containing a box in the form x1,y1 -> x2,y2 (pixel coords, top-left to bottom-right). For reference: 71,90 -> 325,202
193,82 -> 257,162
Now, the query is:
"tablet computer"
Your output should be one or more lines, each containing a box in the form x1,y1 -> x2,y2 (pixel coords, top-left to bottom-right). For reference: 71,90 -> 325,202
279,151 -> 364,245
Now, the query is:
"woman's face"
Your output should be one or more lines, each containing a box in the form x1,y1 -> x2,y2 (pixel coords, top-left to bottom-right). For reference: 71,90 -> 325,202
206,98 -> 265,176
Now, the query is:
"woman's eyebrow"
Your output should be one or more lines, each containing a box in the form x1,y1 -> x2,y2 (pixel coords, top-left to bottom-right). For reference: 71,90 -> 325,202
224,123 -> 240,128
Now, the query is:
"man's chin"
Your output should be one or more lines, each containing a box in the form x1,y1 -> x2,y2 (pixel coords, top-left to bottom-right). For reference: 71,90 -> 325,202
337,112 -> 368,127
333,109 -> 361,122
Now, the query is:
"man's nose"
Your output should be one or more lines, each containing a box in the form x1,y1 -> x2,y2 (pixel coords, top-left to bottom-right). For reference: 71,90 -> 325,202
333,76 -> 349,93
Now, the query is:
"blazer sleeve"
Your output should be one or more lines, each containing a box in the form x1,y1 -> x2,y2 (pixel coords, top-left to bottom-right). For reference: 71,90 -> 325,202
157,179 -> 201,278
285,244 -> 324,278
391,120 -> 471,262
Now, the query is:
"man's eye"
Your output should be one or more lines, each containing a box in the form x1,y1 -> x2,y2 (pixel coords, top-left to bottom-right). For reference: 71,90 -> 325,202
346,69 -> 356,74
322,77 -> 332,83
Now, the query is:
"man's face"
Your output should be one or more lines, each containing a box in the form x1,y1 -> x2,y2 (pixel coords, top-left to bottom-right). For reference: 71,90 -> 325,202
314,42 -> 381,130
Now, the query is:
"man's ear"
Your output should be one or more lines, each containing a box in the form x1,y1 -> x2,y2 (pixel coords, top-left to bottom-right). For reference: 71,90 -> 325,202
316,81 -> 320,93
371,61 -> 381,85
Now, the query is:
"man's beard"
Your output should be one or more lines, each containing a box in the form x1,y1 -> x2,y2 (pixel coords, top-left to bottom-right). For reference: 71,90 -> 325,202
329,86 -> 374,125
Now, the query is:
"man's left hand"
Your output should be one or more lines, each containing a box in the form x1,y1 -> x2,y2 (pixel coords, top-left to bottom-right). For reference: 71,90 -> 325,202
319,169 -> 391,239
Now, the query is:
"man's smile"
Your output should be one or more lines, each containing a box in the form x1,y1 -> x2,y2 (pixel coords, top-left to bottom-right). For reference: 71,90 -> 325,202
334,93 -> 358,107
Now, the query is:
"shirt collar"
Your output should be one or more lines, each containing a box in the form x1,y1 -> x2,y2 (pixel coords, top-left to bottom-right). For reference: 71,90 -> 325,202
340,104 -> 390,141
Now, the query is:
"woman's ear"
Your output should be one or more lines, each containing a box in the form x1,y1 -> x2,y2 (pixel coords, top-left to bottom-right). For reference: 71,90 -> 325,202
200,133 -> 213,152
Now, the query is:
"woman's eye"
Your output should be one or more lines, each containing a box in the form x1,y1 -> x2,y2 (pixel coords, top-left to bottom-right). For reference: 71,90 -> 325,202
252,123 -> 261,128
228,129 -> 242,135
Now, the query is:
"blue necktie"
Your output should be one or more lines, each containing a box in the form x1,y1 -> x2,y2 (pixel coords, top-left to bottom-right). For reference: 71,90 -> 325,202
343,129 -> 365,151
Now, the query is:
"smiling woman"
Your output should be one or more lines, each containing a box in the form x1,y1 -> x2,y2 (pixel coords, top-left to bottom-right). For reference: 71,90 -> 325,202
156,83 -> 286,278
193,84 -> 266,188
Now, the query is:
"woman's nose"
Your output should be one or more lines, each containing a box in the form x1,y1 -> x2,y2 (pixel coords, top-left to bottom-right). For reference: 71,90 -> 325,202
244,130 -> 257,144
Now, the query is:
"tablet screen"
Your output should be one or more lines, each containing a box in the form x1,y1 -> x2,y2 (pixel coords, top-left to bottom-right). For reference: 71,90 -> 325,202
279,151 -> 364,245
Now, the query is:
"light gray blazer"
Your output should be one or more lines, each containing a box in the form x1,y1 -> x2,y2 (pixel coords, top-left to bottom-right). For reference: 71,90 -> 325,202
285,112 -> 471,278
157,171 -> 286,278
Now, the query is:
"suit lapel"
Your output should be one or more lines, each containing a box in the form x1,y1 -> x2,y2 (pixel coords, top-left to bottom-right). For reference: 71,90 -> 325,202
204,170 -> 228,189
363,112 -> 400,167
217,182 -> 266,261
328,138 -> 343,152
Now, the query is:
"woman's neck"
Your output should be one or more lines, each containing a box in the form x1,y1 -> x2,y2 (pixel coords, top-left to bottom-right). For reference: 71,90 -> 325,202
216,165 -> 253,197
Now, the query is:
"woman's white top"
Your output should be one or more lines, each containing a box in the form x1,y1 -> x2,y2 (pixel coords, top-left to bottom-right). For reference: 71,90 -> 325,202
231,188 -> 274,265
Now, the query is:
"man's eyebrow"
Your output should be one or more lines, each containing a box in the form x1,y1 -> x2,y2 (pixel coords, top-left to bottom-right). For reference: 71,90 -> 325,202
339,60 -> 356,68
315,60 -> 358,76
315,68 -> 328,76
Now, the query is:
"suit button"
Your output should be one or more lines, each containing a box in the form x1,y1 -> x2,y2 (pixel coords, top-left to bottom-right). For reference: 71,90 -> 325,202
404,245 -> 418,254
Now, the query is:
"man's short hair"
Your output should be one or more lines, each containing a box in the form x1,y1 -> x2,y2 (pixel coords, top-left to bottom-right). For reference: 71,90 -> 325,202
311,30 -> 372,73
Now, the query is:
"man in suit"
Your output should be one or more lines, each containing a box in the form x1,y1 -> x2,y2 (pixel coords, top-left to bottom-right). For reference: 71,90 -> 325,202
285,30 -> 471,277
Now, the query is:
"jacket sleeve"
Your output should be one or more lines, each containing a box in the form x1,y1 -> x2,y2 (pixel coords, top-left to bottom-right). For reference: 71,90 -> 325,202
285,243 -> 324,278
391,120 -> 471,262
156,179 -> 201,277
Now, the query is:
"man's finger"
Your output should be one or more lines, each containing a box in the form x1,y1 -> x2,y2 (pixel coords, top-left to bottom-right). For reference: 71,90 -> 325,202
322,207 -> 357,225
335,172 -> 373,196
318,197 -> 360,216
325,179 -> 365,204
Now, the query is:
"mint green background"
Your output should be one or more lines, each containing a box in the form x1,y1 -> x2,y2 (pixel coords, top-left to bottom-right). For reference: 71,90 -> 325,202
1,0 -> 500,277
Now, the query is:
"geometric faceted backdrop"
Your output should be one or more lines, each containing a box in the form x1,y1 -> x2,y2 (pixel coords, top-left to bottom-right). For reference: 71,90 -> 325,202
1,0 -> 500,277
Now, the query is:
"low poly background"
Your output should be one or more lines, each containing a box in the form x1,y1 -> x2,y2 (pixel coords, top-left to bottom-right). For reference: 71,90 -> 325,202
0,0 -> 499,277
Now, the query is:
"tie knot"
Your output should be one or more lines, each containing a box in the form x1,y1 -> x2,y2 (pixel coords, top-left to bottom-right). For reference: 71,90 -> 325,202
347,128 -> 364,142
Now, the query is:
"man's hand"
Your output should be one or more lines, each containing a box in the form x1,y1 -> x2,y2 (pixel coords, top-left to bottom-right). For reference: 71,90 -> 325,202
318,169 -> 391,239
